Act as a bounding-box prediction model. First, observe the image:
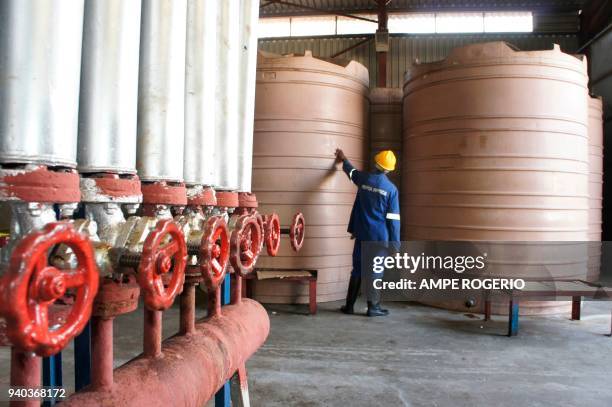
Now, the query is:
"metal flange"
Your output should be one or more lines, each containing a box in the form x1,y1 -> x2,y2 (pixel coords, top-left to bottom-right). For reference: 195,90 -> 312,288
141,181 -> 188,206
80,173 -> 142,204
0,165 -> 80,203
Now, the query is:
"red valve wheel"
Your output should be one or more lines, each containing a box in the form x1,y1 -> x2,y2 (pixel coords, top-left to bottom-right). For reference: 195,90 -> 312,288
265,213 -> 281,257
254,212 -> 265,251
0,222 -> 99,356
290,212 -> 306,252
138,219 -> 187,311
230,215 -> 262,276
200,216 -> 230,290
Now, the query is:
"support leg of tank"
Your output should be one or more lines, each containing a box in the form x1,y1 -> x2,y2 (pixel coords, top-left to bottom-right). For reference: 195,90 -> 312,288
230,364 -> 250,407
309,276 -> 317,315
508,299 -> 519,337
484,299 -> 491,321
571,296 -> 581,320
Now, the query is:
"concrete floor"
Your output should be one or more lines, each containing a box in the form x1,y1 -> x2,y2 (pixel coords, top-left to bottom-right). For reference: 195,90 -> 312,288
248,300 -> 612,407
1,297 -> 612,406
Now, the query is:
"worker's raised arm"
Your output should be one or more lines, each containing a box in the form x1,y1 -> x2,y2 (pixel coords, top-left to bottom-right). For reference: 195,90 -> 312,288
386,188 -> 401,249
335,148 -> 363,186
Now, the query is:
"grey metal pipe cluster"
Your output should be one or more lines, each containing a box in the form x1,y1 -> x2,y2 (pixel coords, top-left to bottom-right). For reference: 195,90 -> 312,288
136,0 -> 187,183
1,0 -> 259,192
214,0 -> 241,191
184,0 -> 259,192
0,0 -> 85,168
77,0 -> 142,174
184,0 -> 218,187
236,0 -> 260,193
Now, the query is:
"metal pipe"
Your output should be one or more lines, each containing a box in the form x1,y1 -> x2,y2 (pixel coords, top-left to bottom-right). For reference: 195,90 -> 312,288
0,0 -> 85,167
184,0 -> 218,186
208,286 -> 223,317
60,299 -> 270,406
179,283 -> 196,335
91,317 -> 114,390
231,274 -> 243,304
10,349 -> 40,407
137,0 -> 187,182
143,309 -> 163,358
214,0 -> 241,190
577,20 -> 612,53
77,0 -> 142,174
331,37 -> 372,58
236,0 -> 260,193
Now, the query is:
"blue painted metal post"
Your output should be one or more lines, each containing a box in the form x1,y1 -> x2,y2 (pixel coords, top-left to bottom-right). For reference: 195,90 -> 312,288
508,299 -> 519,337
74,320 -> 92,391
215,274 -> 231,407
42,352 -> 62,406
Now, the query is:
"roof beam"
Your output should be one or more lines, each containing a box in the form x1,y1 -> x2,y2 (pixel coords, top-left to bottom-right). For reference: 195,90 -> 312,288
259,0 -> 378,23
260,3 -> 584,18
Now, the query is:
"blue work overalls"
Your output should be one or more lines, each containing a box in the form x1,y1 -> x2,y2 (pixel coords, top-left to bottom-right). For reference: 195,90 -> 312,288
342,159 -> 400,278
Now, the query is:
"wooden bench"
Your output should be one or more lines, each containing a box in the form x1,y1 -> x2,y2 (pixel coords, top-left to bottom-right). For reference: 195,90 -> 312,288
244,268 -> 318,315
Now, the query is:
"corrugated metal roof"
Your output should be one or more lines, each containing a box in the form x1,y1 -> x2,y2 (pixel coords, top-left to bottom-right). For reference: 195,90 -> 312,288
258,33 -> 580,87
260,0 -> 587,17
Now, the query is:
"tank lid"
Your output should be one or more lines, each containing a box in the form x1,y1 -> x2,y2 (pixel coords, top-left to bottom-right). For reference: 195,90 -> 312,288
257,50 -> 369,89
404,41 -> 588,85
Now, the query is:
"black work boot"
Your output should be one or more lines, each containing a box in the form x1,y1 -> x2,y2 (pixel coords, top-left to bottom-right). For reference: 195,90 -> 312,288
340,276 -> 361,314
367,301 -> 389,317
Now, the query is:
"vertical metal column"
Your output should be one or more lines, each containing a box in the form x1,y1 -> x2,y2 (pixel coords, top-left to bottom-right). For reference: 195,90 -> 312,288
74,322 -> 92,391
42,353 -> 62,407
215,274 -> 232,407
375,0 -> 388,88
236,0 -> 260,192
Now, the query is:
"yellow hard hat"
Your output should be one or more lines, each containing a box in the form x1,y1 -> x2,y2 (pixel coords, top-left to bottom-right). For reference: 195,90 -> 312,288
374,150 -> 396,171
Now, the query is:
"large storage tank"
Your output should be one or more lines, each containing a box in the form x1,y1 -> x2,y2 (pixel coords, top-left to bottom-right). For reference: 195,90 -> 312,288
588,96 -> 603,280
369,88 -> 403,190
252,51 -> 369,303
402,42 -> 589,314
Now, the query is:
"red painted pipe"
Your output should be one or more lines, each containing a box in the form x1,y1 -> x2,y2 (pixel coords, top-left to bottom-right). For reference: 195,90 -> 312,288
208,286 -> 222,316
91,317 -> 114,390
10,349 -> 40,407
61,299 -> 269,406
143,309 -> 162,358
179,283 -> 196,335
231,274 -> 243,304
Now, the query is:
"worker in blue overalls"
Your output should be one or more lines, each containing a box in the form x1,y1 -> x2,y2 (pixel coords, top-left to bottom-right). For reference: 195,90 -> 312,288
335,148 -> 400,317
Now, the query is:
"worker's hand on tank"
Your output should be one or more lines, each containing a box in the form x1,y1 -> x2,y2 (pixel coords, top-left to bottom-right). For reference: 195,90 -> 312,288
335,148 -> 346,163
